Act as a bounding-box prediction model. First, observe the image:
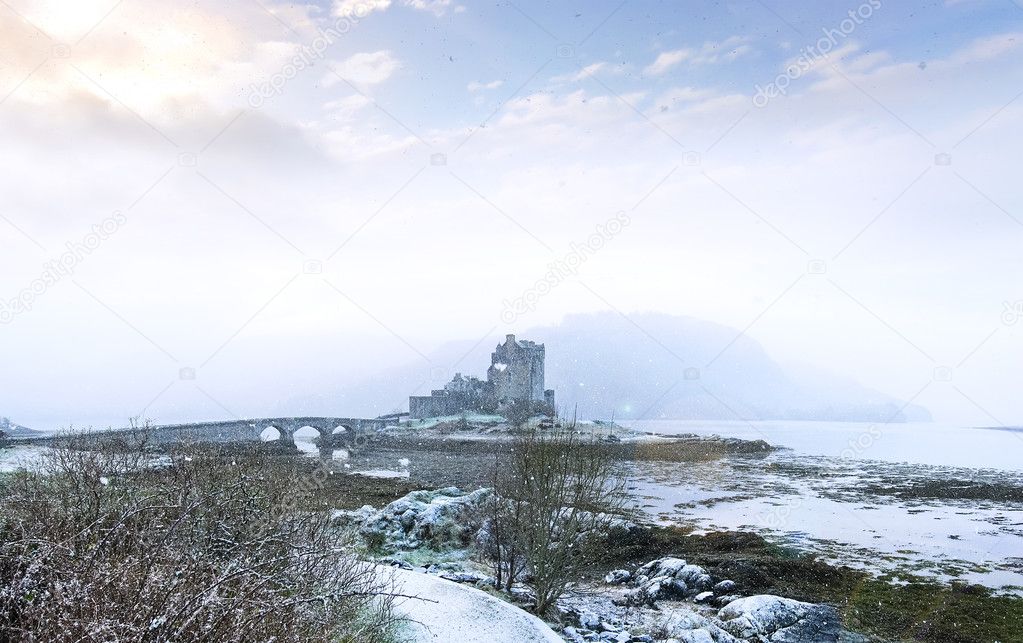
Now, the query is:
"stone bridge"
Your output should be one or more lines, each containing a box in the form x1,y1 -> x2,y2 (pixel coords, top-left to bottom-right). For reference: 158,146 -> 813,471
143,416 -> 391,447
11,416 -> 397,452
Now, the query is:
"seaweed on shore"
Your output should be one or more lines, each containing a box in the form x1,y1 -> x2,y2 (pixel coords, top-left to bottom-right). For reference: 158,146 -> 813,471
862,479 -> 1023,503
592,525 -> 1023,643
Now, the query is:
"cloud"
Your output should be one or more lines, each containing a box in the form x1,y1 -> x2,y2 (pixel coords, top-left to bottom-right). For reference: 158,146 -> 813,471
1,2 -> 1022,428
332,0 -> 461,18
947,32 -> 1022,64
467,79 -> 504,92
404,0 -> 463,16
644,50 -> 689,76
551,62 -> 618,83
323,50 -> 400,86
643,36 -> 752,75
332,0 -> 392,17
322,94 -> 373,119
0,1 -> 308,125
651,86 -> 719,112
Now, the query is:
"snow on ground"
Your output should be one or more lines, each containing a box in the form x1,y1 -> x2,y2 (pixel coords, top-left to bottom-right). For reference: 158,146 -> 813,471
389,568 -> 562,643
353,469 -> 410,479
0,445 -> 50,472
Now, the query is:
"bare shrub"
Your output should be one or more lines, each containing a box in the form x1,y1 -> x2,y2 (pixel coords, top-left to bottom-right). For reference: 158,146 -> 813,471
0,432 -> 402,642
484,429 -> 628,616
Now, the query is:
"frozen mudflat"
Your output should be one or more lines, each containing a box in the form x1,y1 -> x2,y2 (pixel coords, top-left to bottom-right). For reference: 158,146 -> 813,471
306,418 -> 1023,592
627,420 -> 1023,591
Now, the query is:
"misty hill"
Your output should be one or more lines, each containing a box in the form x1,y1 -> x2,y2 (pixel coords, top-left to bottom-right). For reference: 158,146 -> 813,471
0,417 -> 41,437
282,312 -> 931,423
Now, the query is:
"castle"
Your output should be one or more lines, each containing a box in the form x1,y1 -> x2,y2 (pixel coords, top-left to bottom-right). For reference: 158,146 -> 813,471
409,335 -> 555,419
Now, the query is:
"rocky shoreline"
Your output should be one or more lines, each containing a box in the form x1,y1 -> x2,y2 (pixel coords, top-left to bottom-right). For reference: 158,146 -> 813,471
320,464 -> 1023,643
333,486 -> 872,643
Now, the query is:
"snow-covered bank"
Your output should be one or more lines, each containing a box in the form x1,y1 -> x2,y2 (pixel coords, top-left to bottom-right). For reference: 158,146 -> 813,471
390,567 -> 563,642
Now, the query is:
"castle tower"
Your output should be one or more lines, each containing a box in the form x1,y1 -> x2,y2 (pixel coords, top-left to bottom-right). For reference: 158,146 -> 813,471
487,334 -> 546,405
409,334 -> 554,418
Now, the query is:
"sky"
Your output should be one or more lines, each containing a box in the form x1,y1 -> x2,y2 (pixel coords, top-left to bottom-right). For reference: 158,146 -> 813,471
1,0 -> 1022,429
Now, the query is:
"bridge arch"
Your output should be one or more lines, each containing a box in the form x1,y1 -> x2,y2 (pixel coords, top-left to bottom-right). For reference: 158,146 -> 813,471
293,425 -> 322,440
259,425 -> 283,442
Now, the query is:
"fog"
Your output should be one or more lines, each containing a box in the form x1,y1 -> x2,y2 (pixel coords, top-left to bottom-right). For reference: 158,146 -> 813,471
2,0 -> 1022,430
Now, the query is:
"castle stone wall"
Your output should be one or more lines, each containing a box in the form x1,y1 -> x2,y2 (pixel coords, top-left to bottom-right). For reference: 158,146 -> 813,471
409,334 -> 555,419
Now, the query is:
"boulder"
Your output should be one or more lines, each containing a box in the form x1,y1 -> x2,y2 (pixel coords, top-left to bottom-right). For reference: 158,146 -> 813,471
509,584 -> 536,606
439,571 -> 494,586
626,557 -> 713,603
600,621 -> 621,633
676,630 -> 716,643
621,575 -> 689,606
605,569 -> 633,584
425,562 -> 462,573
355,487 -> 492,552
656,611 -> 740,643
679,567 -> 713,592
718,595 -> 841,642
376,557 -> 413,570
637,557 -> 687,578
713,580 -> 736,595
577,610 -> 601,630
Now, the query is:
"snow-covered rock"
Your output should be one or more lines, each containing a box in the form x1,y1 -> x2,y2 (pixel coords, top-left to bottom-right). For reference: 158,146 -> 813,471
637,556 -> 687,578
377,557 -> 414,570
636,558 -> 713,591
562,564 -> 846,643
604,569 -> 632,585
577,610 -> 602,630
620,557 -> 715,605
440,570 -> 494,586
675,630 -> 717,643
717,595 -> 841,642
351,487 -> 492,551
656,610 -> 740,643
622,576 -> 688,606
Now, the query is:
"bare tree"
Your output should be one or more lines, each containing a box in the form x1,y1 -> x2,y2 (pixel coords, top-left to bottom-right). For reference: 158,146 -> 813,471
484,428 -> 628,616
481,453 -> 528,592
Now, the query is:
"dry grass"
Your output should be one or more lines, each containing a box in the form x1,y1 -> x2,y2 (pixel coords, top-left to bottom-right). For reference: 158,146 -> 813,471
0,432 -> 403,643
